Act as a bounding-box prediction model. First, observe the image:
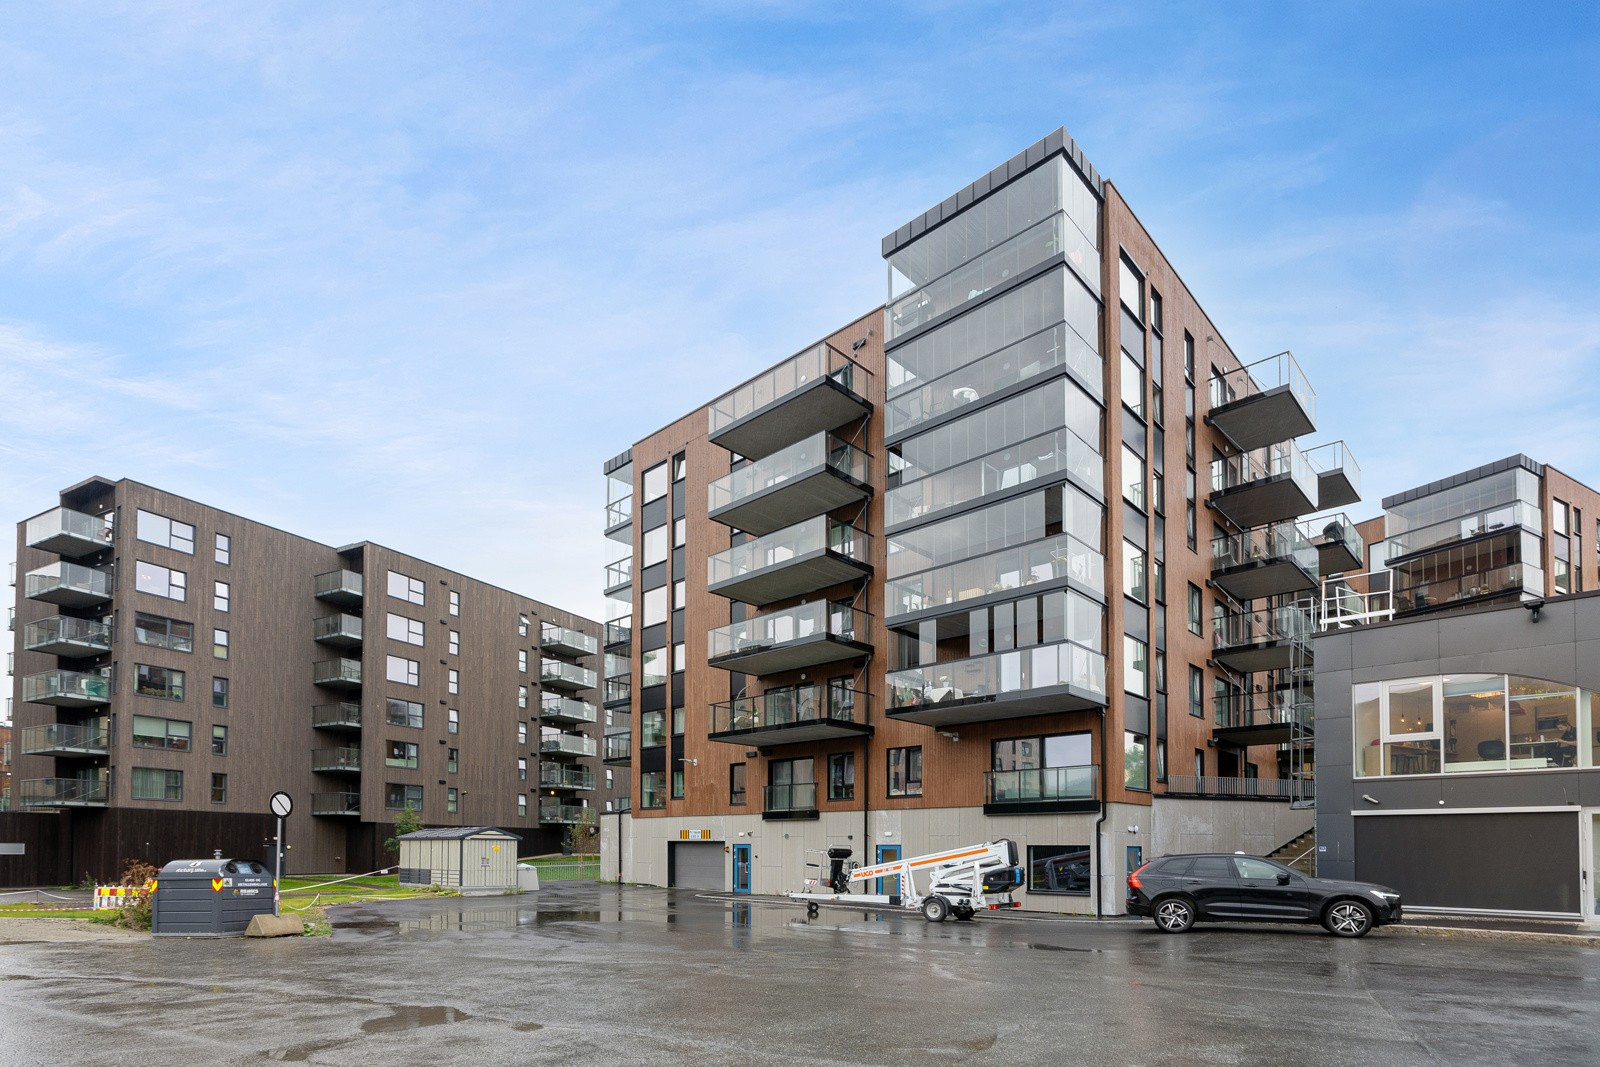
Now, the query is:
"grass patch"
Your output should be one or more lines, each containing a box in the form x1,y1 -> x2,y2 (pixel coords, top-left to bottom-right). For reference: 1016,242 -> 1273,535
0,906 -> 103,920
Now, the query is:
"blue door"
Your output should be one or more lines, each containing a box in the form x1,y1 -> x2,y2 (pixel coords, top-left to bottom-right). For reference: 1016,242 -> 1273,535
875,844 -> 901,897
732,843 -> 752,894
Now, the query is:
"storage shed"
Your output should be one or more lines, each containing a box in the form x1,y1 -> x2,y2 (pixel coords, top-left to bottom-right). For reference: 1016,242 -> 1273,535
397,827 -> 522,894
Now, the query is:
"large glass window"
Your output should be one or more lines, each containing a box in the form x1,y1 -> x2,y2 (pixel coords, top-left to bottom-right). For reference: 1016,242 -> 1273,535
385,784 -> 423,810
1123,636 -> 1148,697
887,747 -> 923,797
132,767 -> 183,802
135,612 -> 193,652
828,753 -> 855,800
386,741 -> 419,769
1123,541 -> 1147,604
132,714 -> 191,750
136,561 -> 187,601
1028,844 -> 1091,895
386,698 -> 424,728
641,648 -> 667,688
386,655 -> 419,686
387,570 -> 425,605
387,613 -> 425,645
1122,446 -> 1146,510
642,462 -> 669,505
642,525 -> 669,567
135,664 -> 185,701
1124,732 -> 1149,790
136,510 -> 194,553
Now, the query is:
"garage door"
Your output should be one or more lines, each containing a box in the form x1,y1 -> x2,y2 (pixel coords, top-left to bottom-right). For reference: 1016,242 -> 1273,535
671,842 -> 727,891
1356,811 -> 1578,914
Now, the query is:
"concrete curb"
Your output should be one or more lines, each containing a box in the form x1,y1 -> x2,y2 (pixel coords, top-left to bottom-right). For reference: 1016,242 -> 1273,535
1378,923 -> 1600,947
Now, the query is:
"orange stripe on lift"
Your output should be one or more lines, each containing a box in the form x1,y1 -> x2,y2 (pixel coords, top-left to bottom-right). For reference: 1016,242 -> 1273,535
851,847 -> 991,878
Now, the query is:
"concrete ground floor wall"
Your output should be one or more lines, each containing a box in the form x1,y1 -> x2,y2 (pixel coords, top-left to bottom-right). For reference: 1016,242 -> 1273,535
601,798 -> 1313,916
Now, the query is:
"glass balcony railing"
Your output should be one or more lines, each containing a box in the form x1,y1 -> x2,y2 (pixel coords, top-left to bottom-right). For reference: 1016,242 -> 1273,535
707,517 -> 870,588
21,722 -> 110,756
604,733 -> 632,761
19,777 -> 108,808
763,782 -> 818,813
540,801 -> 596,825
25,507 -> 114,557
539,764 -> 596,790
985,764 -> 1098,805
23,669 -> 111,705
541,623 -> 598,657
708,432 -> 870,515
886,533 -> 1104,619
604,556 -> 633,592
541,659 -> 598,691
604,616 -> 631,649
1391,561 -> 1531,614
541,694 -> 599,725
1214,692 -> 1312,731
25,562 -> 113,605
1304,440 -> 1362,505
887,428 -> 1102,526
710,684 -> 869,735
312,702 -> 363,730
1211,520 -> 1318,574
707,601 -> 864,662
1214,605 -> 1314,651
1311,513 -> 1365,569
311,791 -> 362,816
541,733 -> 597,758
312,613 -> 364,644
1210,439 -> 1315,498
311,747 -> 362,773
313,569 -> 364,605
312,658 -> 363,688
1388,502 -> 1541,559
889,640 -> 1107,712
23,616 -> 113,656
1208,351 -> 1316,422
606,495 -> 633,531
708,343 -> 868,435
604,676 -> 632,706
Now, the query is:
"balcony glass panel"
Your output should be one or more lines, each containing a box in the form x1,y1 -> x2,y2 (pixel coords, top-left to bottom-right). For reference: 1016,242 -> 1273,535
311,747 -> 361,772
1388,501 -> 1541,558
710,684 -> 870,734
541,694 -> 599,724
707,432 -> 869,513
604,616 -> 631,648
887,533 -> 1103,618
604,733 -> 632,761
312,614 -> 363,642
1210,520 -> 1317,574
26,507 -> 114,553
540,764 -> 596,790
606,495 -> 633,530
313,569 -> 363,599
312,791 -> 362,815
1208,351 -> 1316,422
20,777 -> 108,807
605,677 -> 632,705
23,616 -> 112,654
1388,467 -> 1539,535
542,622 -> 598,656
1392,560 -> 1532,614
312,658 -> 363,686
1215,692 -> 1311,730
1304,439 -> 1362,497
708,344 -> 868,434
312,702 -> 363,729
540,732 -> 597,757
887,428 -> 1102,526
1209,439 -> 1316,498
707,601 -> 862,660
1214,605 -> 1314,650
541,659 -> 598,690
604,556 -> 633,591
540,801 -> 595,824
21,722 -> 109,755
22,669 -> 111,704
25,562 -> 112,602
707,518 -> 869,587
889,640 -> 1107,711
985,764 -> 1099,804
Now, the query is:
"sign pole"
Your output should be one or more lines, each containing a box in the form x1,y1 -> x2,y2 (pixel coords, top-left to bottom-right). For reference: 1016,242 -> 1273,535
269,791 -> 294,917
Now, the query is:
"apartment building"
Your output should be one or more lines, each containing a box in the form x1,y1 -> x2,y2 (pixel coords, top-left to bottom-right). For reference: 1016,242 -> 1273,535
6,476 -> 606,882
599,129 -> 1361,913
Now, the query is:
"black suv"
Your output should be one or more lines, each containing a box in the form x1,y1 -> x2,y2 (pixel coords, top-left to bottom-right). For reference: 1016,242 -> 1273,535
1126,853 -> 1402,937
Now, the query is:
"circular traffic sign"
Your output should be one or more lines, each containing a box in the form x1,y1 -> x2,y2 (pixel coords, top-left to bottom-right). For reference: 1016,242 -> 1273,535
270,791 -> 294,818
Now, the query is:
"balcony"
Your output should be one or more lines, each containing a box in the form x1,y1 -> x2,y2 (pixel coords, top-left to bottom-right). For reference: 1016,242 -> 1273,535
25,562 -> 113,608
539,764 -> 596,791
1164,775 -> 1297,801
603,556 -> 632,597
709,684 -> 872,748
541,658 -> 597,693
311,747 -> 362,774
984,764 -> 1099,815
605,494 -> 633,542
708,343 -> 872,460
541,622 -> 598,658
603,732 -> 632,764
1210,520 -> 1318,602
539,801 -> 596,825
1209,440 -> 1318,528
1205,351 -> 1316,452
541,694 -> 599,726
1311,513 -> 1364,574
707,602 -> 872,677
604,615 -> 631,651
1305,441 -> 1361,511
312,702 -> 363,731
313,569 -> 364,609
1213,693 -> 1312,748
886,533 -> 1104,626
1212,605 -> 1314,674
707,432 -> 871,537
19,777 -> 108,808
762,782 -> 818,821
312,613 -> 364,647
312,791 -> 362,816
22,616 -> 112,658
708,518 -> 872,607
313,658 -> 363,690
25,507 -> 114,558
604,676 -> 632,708
887,640 -> 1107,728
541,732 -> 598,758
21,722 -> 110,757
23,669 -> 111,707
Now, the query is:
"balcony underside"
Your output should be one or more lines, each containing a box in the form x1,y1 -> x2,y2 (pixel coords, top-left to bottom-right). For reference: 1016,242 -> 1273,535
707,635 -> 872,677
28,583 -> 111,609
1205,387 -> 1315,453
25,742 -> 108,758
887,685 -> 1104,728
708,550 -> 871,608
313,676 -> 362,691
25,634 -> 111,658
30,691 -> 109,709
1316,534 -> 1362,574
709,718 -> 873,749
1213,722 -> 1311,748
982,798 -> 1099,816
313,631 -> 362,649
710,378 -> 871,461
709,471 -> 870,538
1317,468 -> 1360,511
314,587 -> 363,610
1211,641 -> 1307,675
1209,476 -> 1317,528
29,530 -> 111,559
542,675 -> 592,694
1210,558 -> 1317,602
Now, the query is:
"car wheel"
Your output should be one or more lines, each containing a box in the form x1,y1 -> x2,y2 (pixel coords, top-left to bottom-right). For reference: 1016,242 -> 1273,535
1324,899 -> 1374,938
1153,896 -> 1195,933
922,896 -> 950,923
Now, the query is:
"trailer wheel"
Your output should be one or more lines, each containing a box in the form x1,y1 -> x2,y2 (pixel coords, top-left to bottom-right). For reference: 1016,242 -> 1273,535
921,896 -> 950,923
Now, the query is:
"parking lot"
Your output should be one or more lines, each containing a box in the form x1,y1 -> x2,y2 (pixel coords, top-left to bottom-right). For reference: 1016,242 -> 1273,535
3,882 -> 1599,1065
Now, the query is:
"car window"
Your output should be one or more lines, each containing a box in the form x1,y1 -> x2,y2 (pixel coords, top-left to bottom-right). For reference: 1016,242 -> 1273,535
1234,858 -> 1283,880
1189,856 -> 1235,878
1150,857 -> 1190,877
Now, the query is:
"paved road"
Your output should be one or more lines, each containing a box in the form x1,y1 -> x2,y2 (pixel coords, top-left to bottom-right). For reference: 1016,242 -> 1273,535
2,882 -> 1598,1065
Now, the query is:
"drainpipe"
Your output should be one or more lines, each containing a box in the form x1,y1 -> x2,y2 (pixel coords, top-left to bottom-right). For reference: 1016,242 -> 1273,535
1094,708 -> 1108,919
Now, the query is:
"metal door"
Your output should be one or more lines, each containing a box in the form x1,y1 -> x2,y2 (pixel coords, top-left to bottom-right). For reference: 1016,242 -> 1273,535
875,844 -> 901,896
670,842 -> 727,891
732,843 -> 752,894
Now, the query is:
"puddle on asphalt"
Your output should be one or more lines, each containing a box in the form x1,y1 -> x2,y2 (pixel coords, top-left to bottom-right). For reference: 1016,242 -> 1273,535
330,918 -> 397,932
533,910 -> 601,924
1027,942 -> 1102,953
362,1005 -> 471,1033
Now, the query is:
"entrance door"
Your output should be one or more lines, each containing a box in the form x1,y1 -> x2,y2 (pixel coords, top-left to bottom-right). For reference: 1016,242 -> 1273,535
1586,811 -> 1600,922
732,843 -> 752,894
875,844 -> 901,897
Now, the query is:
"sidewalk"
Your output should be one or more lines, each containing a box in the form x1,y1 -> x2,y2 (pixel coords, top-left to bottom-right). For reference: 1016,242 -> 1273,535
1384,912 -> 1600,946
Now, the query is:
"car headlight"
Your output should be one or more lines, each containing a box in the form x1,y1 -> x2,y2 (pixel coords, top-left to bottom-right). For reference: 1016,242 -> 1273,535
1368,890 -> 1400,902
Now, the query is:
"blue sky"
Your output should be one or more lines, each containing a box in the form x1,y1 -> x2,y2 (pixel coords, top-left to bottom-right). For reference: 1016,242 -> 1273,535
2,1 -> 1597,627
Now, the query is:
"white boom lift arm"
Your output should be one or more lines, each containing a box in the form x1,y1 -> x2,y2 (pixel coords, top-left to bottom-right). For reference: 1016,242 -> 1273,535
787,839 -> 1024,922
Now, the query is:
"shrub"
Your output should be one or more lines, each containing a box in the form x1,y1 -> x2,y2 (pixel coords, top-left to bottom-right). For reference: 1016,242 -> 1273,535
113,858 -> 160,930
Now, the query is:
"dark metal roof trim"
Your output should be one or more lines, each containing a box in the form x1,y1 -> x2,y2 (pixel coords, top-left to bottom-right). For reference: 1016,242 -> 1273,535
1382,454 -> 1544,509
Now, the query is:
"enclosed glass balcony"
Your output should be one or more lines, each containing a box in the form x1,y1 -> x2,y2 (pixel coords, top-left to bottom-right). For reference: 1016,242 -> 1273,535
1311,512 -> 1365,574
540,801 -> 595,825
604,615 -> 631,651
706,601 -> 872,677
539,764 -> 596,791
709,683 -> 872,747
707,432 -> 870,537
605,494 -> 633,540
19,776 -> 108,808
23,669 -> 111,707
888,640 -> 1106,727
25,507 -> 114,558
1212,605 -> 1315,673
311,747 -> 362,774
25,562 -> 113,608
541,622 -> 598,658
708,343 -> 872,460
604,676 -> 632,707
603,732 -> 632,764
312,613 -> 364,647
1210,520 -> 1319,601
1304,440 -> 1361,511
23,616 -> 112,658
313,569 -> 364,608
1209,439 -> 1318,528
21,722 -> 110,757
1213,692 -> 1312,748
541,694 -> 599,726
984,764 -> 1098,815
312,791 -> 362,816
312,702 -> 363,731
604,555 -> 633,596
886,533 -> 1104,623
707,517 -> 871,607
541,732 -> 597,758
312,658 -> 363,689
1205,351 -> 1317,452
886,428 -> 1102,527
541,658 -> 597,693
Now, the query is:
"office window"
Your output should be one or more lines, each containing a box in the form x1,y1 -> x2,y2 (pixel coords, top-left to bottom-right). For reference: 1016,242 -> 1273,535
449,630 -> 460,656
136,510 -> 194,553
135,664 -> 185,701
887,746 -> 923,797
447,747 -> 459,773
385,783 -> 423,810
210,772 -> 227,804
214,533 -> 231,565
448,708 -> 459,734
518,614 -> 530,637
828,753 -> 855,801
642,462 -> 669,504
447,787 -> 459,814
212,628 -> 229,659
1187,584 -> 1203,635
386,740 -> 419,769
386,655 -> 419,686
516,793 -> 527,817
132,767 -> 183,802
211,581 -> 229,613
135,561 -> 187,602
448,668 -> 459,695
1123,637 -> 1149,697
518,721 -> 528,744
518,684 -> 528,709
385,698 -> 423,728
1028,845 -> 1092,895
449,590 -> 460,617
1122,446 -> 1145,510
1125,732 -> 1150,790
1123,542 -> 1147,604
212,723 -> 228,755
387,570 -> 425,605
1189,666 -> 1204,718
133,714 -> 191,750
518,649 -> 529,673
135,612 -> 193,652
387,613 -> 425,646
212,677 -> 229,709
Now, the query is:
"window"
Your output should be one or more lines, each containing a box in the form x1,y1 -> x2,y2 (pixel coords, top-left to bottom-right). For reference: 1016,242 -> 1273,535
888,746 -> 923,797
518,721 -> 528,745
135,664 -> 186,701
213,581 -> 230,612
1121,350 -> 1145,417
447,747 -> 459,773
674,516 -> 687,546
1119,254 -> 1144,320
448,590 -> 460,617
768,757 -> 814,809
212,677 -> 229,709
449,630 -> 459,656
387,613 -> 425,646
672,706 -> 685,735
447,669 -> 459,695
447,787 -> 459,814
386,741 -> 419,769
641,648 -> 667,688
1122,446 -> 1146,510
1123,542 -> 1147,604
673,454 -> 686,481
136,510 -> 194,553
214,533 -> 230,565
1154,650 -> 1166,693
447,708 -> 459,734
518,649 -> 529,672
643,586 -> 668,626
212,724 -> 228,755
1151,556 -> 1166,603
606,768 -> 615,790
387,570 -> 425,605
642,462 -> 669,504
133,714 -> 191,750
385,783 -> 423,810
386,655 -> 419,686
132,767 -> 183,802
1183,332 -> 1195,380
674,580 -> 687,610
1028,845 -> 1091,895
1150,289 -> 1163,333
518,614 -> 530,637
518,685 -> 529,709
1125,731 -> 1150,790
671,768 -> 684,799
212,628 -> 229,659
386,698 -> 423,728
1123,636 -> 1149,697
643,525 -> 669,567
1156,739 -> 1167,784
516,793 -> 527,817
1187,584 -> 1203,635
135,561 -> 186,601
1188,666 -> 1204,718
518,757 -> 528,781
135,612 -> 193,652
828,753 -> 855,800
1194,749 -> 1205,778
210,772 -> 227,804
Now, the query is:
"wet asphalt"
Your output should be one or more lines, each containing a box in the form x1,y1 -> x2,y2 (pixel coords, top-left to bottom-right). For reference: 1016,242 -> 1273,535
2,882 -> 1599,1065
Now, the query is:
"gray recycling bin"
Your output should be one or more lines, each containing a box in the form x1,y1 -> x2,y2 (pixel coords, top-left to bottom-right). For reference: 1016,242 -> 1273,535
151,857 -> 276,937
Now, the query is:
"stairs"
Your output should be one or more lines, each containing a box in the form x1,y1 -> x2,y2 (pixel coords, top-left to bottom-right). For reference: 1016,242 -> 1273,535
1269,828 -> 1317,875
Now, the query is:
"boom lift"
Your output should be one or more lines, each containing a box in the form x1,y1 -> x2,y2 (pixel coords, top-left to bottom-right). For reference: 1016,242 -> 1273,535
787,840 -> 1025,922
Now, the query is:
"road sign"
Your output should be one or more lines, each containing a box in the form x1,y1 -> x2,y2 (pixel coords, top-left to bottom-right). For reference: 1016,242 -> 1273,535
270,791 -> 294,818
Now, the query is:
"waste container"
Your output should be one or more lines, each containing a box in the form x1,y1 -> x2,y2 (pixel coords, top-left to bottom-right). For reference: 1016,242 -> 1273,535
151,857 -> 276,937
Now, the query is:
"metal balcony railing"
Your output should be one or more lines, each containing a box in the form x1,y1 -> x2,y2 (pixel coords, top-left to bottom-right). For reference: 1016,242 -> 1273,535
985,764 -> 1098,805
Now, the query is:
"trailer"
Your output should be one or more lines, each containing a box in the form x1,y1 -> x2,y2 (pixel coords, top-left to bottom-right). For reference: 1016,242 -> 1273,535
787,839 -> 1025,922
